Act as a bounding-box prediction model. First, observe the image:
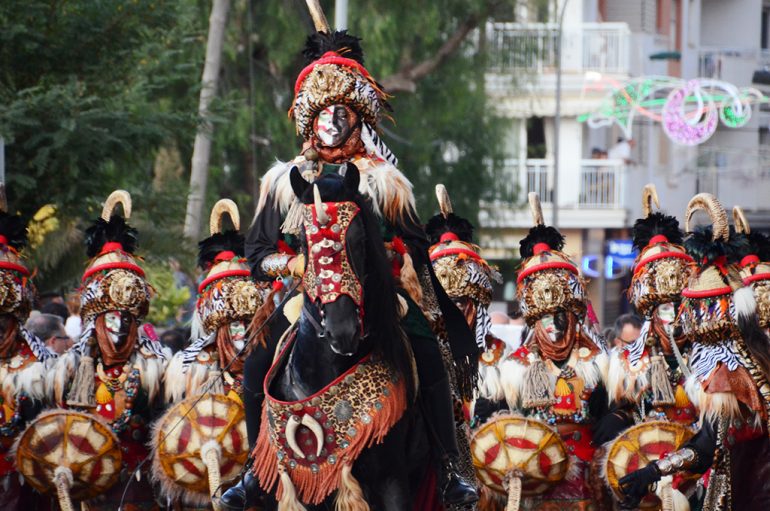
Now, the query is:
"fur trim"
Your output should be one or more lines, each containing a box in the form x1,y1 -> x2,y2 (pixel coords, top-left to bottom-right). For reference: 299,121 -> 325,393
2,360 -> 50,403
606,349 -> 646,405
575,351 -> 607,391
162,352 -> 188,403
685,374 -> 743,425
254,157 -> 416,233
133,352 -> 164,405
733,286 -> 757,322
477,363 -> 505,402
50,349 -> 79,405
499,358 -> 528,410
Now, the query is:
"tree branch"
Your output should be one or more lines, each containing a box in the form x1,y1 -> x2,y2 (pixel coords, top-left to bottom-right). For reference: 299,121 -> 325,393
380,13 -> 483,94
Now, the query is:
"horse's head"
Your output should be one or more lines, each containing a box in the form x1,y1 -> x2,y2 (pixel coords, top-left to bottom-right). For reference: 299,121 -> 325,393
290,164 -> 365,356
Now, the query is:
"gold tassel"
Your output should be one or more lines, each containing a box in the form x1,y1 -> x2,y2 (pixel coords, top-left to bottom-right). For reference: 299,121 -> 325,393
334,464 -> 370,511
674,384 -> 690,408
649,355 -> 675,407
66,355 -> 96,407
521,355 -> 554,409
278,466 -> 308,511
399,252 -> 423,306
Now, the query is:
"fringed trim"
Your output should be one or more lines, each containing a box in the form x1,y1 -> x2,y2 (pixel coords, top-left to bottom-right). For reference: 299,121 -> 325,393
649,355 -> 676,407
162,352 -> 188,403
521,355 -> 555,409
334,464 -> 370,511
252,380 -> 407,505
455,355 -> 480,403
575,352 -> 607,391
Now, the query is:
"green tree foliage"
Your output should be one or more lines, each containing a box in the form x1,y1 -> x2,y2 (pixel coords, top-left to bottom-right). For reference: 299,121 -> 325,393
1,0 -> 518,297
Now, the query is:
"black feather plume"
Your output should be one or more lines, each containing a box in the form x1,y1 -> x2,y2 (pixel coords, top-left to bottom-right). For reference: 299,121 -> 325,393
85,215 -> 138,258
197,230 -> 245,269
684,226 -> 750,265
425,213 -> 475,245
745,231 -> 770,261
0,211 -> 28,250
302,30 -> 365,65
520,224 -> 565,258
632,212 -> 683,251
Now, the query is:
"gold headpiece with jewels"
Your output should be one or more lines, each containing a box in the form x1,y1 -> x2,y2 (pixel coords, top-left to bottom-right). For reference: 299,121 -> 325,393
517,193 -> 586,324
428,185 -> 500,307
734,206 -> 770,328
628,184 -> 694,315
80,190 -> 150,322
196,199 -> 262,334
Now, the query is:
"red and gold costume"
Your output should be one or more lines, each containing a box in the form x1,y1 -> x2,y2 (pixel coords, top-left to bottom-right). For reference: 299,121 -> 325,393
0,206 -> 57,508
48,190 -> 169,509
490,194 -> 609,510
154,199 -> 260,508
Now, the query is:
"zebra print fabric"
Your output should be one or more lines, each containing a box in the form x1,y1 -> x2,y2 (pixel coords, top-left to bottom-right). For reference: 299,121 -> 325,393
689,340 -> 740,382
361,123 -> 398,167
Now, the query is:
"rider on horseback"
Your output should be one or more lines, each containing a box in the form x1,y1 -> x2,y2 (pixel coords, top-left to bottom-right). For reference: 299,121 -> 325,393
221,28 -> 479,509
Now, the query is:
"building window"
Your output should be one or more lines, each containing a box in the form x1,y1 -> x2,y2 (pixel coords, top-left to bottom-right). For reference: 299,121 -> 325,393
762,7 -> 769,49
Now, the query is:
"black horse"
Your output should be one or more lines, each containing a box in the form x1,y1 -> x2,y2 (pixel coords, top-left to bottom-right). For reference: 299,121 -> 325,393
256,165 -> 431,510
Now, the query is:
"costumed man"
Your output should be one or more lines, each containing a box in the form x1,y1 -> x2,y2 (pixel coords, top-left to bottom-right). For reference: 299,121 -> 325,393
222,20 -> 479,511
425,185 -> 505,422
732,206 -> 770,336
618,194 -> 770,510
497,193 -> 613,510
154,199 -> 261,508
607,184 -> 698,426
51,190 -> 169,509
0,205 -> 58,508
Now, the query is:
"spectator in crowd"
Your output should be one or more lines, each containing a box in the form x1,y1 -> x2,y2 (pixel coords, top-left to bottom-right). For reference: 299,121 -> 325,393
507,300 -> 526,326
64,292 -> 82,340
607,137 -> 635,164
613,313 -> 643,349
26,313 -> 71,354
41,301 -> 68,322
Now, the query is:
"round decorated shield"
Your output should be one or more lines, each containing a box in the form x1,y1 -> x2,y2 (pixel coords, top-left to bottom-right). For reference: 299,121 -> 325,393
15,410 -> 123,500
153,393 -> 248,499
470,414 -> 569,497
605,420 -> 696,508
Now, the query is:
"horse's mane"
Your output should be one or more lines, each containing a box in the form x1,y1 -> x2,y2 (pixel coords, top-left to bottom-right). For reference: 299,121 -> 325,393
299,173 -> 415,400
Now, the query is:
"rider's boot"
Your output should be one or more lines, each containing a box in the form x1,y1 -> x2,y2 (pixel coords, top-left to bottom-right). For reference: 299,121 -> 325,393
219,470 -> 260,511
422,376 -> 479,506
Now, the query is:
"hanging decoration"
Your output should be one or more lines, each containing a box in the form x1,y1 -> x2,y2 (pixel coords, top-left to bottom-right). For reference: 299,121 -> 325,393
579,76 -> 767,146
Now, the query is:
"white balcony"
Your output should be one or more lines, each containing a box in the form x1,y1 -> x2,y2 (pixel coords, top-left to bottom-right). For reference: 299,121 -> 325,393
697,47 -> 765,83
486,22 -> 631,76
483,158 -> 628,230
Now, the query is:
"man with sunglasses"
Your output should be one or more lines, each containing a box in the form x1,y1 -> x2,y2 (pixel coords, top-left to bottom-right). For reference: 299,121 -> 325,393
26,313 -> 72,355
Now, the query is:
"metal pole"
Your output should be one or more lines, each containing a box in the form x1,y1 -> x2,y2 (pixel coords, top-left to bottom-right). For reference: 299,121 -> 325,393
335,0 -> 348,30
553,0 -> 569,228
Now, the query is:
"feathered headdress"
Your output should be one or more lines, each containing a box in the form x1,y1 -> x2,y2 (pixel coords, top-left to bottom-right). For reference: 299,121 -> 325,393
80,190 -> 149,322
196,199 -> 261,335
733,206 -> 770,328
427,185 -> 500,311
516,193 -> 585,324
628,184 -> 693,315
291,4 -> 389,139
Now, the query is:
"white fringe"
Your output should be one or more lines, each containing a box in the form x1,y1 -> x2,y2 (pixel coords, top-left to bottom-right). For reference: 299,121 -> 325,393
733,286 -> 757,321
499,358 -> 528,410
49,350 -> 79,405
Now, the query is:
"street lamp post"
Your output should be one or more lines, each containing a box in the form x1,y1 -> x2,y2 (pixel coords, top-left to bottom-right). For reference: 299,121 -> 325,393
553,0 -> 569,228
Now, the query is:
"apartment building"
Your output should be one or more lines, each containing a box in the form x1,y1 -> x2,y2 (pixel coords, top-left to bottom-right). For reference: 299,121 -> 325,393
482,0 -> 770,323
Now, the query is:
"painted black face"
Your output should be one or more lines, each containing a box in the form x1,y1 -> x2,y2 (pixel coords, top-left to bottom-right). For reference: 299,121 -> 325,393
314,104 -> 354,147
104,310 -> 133,346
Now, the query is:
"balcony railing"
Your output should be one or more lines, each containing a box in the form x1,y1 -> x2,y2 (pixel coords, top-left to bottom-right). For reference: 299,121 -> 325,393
501,158 -> 625,208
487,22 -> 630,75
